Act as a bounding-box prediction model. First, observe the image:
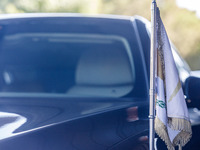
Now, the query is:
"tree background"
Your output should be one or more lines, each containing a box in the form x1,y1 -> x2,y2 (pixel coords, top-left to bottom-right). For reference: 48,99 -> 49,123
0,0 -> 200,70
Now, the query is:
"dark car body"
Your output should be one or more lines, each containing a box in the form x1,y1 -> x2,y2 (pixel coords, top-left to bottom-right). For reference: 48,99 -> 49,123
0,14 -> 198,150
0,14 -> 150,150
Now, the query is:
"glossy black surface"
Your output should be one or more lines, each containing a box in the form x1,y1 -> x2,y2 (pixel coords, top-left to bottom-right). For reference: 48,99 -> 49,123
0,97 -> 149,150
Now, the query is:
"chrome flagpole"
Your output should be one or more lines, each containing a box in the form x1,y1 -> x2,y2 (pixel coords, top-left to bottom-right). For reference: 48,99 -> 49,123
149,0 -> 157,150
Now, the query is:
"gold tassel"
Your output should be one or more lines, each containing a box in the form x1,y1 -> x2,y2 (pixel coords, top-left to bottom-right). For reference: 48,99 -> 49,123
155,117 -> 192,150
155,117 -> 175,150
170,118 -> 192,147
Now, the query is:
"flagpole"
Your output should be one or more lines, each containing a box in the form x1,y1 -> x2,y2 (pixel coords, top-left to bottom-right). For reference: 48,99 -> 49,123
149,0 -> 157,150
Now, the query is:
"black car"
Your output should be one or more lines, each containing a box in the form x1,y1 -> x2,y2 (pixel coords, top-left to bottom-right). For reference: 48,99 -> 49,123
0,14 -> 199,150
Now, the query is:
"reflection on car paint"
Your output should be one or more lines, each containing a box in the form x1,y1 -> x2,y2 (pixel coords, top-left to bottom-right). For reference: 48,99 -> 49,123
0,112 -> 27,139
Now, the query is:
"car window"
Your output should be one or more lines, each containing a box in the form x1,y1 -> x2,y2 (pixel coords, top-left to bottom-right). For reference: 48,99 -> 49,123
0,17 -> 147,98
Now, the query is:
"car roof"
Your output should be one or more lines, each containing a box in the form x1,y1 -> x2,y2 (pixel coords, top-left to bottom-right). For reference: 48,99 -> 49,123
0,13 -> 134,21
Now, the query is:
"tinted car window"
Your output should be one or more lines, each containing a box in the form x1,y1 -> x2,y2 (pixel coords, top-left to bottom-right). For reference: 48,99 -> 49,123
0,17 -> 147,98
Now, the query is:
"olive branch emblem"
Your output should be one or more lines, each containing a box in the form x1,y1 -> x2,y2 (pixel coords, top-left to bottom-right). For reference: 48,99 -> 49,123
156,100 -> 166,108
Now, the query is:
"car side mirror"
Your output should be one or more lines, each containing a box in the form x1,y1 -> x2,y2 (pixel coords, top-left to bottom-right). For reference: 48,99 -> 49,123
185,76 -> 200,108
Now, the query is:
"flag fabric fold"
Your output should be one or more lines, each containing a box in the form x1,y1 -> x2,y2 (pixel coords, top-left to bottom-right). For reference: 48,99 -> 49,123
155,8 -> 192,150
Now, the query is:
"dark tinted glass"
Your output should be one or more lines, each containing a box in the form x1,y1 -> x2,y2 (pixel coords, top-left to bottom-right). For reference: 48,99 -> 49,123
0,17 -> 147,98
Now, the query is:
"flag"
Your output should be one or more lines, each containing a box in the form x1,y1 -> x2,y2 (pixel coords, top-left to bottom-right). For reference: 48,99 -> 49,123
155,8 -> 192,150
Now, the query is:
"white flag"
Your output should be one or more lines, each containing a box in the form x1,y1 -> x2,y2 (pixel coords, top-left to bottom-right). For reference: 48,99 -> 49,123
155,8 -> 192,150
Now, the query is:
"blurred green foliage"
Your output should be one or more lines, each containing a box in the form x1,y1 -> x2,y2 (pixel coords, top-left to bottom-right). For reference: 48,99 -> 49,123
0,0 -> 200,70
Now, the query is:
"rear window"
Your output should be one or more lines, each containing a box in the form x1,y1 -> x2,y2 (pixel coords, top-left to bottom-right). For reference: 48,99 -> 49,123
0,17 -> 147,98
